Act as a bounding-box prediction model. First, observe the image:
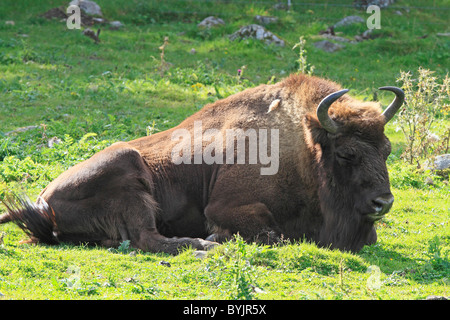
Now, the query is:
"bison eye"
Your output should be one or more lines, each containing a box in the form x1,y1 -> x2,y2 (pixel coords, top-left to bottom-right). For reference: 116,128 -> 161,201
336,151 -> 356,163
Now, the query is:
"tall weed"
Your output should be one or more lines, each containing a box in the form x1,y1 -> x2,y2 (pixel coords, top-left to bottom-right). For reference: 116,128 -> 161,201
394,68 -> 450,166
205,235 -> 261,300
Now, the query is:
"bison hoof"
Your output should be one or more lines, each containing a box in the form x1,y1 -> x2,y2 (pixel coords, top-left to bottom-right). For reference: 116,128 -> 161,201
198,238 -> 219,251
205,233 -> 218,242
193,250 -> 208,259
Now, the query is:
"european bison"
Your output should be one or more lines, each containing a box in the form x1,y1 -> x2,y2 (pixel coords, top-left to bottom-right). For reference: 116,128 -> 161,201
1,74 -> 404,254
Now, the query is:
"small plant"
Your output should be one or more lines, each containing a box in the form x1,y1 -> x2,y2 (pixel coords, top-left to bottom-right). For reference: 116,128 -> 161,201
206,234 -> 260,300
52,264 -> 101,296
426,236 -> 450,273
157,36 -> 170,76
117,240 -> 131,253
394,68 -> 450,166
107,240 -> 134,254
146,120 -> 158,136
18,39 -> 42,63
230,235 -> 256,300
292,36 -> 315,75
237,65 -> 247,84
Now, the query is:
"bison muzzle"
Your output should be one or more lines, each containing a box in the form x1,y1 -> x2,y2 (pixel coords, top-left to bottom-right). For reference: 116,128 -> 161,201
0,74 -> 404,254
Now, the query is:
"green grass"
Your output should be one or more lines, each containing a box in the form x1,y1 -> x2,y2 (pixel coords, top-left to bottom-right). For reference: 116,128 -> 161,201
0,0 -> 449,300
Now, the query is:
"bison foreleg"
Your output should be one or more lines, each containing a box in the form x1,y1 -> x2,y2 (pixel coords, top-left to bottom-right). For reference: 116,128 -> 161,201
205,201 -> 281,245
134,230 -> 218,254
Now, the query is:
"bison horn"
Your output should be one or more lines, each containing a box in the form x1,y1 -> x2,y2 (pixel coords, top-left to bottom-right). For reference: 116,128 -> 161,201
316,89 -> 349,134
378,86 -> 405,124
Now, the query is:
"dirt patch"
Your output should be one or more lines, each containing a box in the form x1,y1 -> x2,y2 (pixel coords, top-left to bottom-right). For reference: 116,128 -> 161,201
40,6 -> 100,26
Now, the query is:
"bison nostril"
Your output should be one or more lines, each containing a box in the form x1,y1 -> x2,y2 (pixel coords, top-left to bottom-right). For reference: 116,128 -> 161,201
372,195 -> 394,214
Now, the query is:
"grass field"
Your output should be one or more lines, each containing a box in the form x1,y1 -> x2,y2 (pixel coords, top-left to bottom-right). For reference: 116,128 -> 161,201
0,0 -> 449,300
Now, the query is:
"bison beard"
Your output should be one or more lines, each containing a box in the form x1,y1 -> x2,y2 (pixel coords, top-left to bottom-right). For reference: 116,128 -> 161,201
0,74 -> 403,254
317,178 -> 378,252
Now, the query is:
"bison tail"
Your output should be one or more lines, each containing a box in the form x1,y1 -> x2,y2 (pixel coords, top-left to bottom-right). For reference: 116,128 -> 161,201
1,193 -> 59,245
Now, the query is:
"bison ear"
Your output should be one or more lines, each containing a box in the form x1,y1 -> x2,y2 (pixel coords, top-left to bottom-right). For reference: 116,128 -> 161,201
304,114 -> 332,146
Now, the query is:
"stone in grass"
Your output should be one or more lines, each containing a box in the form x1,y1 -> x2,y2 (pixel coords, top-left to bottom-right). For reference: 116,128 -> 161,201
197,16 -> 225,29
313,40 -> 344,53
5,125 -> 40,136
353,0 -> 396,9
193,250 -> 208,259
229,24 -> 285,47
425,295 -> 448,300
254,15 -> 279,25
333,15 -> 365,29
69,0 -> 103,17
434,154 -> 450,170
109,21 -> 124,30
424,154 -> 450,171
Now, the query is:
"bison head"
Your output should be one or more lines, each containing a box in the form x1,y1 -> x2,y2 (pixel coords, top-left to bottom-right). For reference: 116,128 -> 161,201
305,86 -> 404,252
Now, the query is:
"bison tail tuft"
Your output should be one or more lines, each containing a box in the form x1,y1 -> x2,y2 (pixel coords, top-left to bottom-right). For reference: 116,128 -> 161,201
1,193 -> 59,245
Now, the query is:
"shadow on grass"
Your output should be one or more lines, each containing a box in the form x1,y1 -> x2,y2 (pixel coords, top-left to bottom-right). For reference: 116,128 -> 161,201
359,243 -> 449,285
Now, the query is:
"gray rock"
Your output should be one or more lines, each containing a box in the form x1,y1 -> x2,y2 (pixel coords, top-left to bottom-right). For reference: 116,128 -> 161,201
361,28 -> 374,38
434,154 -> 450,170
229,24 -> 285,47
273,3 -> 288,10
424,154 -> 450,171
193,250 -> 208,259
92,17 -> 105,24
69,0 -> 103,17
254,15 -> 278,25
355,29 -> 375,42
313,40 -> 344,52
197,16 -> 225,28
321,34 -> 357,44
353,0 -> 395,9
425,295 -> 448,300
5,125 -> 39,136
109,21 -> 124,30
333,15 -> 365,28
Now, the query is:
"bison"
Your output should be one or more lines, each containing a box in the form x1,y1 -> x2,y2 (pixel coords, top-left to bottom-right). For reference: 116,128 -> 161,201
0,74 -> 404,254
